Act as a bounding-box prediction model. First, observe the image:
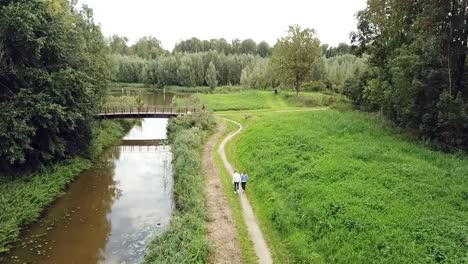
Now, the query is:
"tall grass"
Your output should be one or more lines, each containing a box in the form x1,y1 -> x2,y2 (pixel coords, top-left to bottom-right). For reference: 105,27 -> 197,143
0,119 -> 133,253
225,110 -> 468,263
144,112 -> 216,263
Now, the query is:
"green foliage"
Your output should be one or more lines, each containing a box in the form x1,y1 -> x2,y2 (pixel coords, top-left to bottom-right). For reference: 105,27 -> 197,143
0,119 -> 132,253
144,113 -> 216,264
321,43 -> 353,58
351,0 -> 468,151
240,58 -> 277,89
110,52 -> 261,88
226,110 -> 468,263
205,61 -> 218,89
108,35 -> 167,59
281,93 -> 338,107
324,54 -> 368,93
0,0 -> 110,173
256,41 -> 272,58
132,36 -> 165,59
173,37 -> 271,57
271,25 -> 322,94
110,55 -> 147,83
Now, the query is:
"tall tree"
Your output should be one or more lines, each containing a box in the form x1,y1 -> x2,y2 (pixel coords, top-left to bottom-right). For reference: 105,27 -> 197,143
256,41 -> 271,57
271,25 -> 321,95
240,39 -> 257,54
351,0 -> 468,151
205,61 -> 218,89
0,0 -> 110,172
132,36 -> 165,59
108,35 -> 129,55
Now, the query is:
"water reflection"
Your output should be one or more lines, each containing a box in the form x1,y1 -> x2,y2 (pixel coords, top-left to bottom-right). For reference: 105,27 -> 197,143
1,119 -> 173,264
110,90 -> 175,106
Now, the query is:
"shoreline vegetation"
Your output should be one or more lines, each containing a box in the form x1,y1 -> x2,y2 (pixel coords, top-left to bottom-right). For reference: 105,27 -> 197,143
144,112 -> 216,263
0,119 -> 134,253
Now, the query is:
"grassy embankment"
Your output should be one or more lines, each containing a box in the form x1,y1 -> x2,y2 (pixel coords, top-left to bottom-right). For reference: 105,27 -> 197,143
144,113 -> 217,263
222,109 -> 468,263
0,119 -> 134,253
174,90 -> 342,112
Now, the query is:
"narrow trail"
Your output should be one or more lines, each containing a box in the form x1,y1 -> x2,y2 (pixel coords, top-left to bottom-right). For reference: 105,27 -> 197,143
203,122 -> 244,264
218,118 -> 273,264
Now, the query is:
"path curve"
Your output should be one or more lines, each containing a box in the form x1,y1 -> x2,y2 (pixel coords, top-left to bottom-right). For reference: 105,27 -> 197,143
218,118 -> 273,264
203,122 -> 244,264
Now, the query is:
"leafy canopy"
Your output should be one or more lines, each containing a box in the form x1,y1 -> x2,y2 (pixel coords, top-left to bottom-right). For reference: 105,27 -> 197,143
271,25 -> 321,94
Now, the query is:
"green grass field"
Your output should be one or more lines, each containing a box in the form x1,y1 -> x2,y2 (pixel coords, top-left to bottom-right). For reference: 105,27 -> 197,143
200,91 -> 337,112
223,110 -> 468,263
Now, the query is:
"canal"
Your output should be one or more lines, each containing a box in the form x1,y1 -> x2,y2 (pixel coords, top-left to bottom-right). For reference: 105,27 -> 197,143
2,118 -> 174,263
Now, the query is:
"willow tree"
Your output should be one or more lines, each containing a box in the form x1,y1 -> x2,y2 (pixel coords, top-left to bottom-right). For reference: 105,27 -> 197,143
271,25 -> 321,95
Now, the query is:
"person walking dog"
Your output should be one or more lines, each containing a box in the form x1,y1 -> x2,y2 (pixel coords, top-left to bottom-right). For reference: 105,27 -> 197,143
241,170 -> 249,193
233,170 -> 241,194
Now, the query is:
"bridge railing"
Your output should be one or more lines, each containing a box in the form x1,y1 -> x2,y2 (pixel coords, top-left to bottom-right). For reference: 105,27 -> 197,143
98,105 -> 201,116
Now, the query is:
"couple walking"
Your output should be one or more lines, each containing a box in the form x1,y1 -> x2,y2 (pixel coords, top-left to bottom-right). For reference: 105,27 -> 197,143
233,170 -> 248,194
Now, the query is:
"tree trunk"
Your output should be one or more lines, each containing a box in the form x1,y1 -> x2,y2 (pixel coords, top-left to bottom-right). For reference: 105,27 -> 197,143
295,75 -> 300,96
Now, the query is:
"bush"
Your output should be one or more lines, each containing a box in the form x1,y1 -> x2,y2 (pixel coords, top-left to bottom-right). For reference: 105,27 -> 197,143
302,81 -> 327,92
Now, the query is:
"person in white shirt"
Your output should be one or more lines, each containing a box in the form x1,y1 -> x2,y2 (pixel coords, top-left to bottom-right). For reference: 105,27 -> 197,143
233,171 -> 241,194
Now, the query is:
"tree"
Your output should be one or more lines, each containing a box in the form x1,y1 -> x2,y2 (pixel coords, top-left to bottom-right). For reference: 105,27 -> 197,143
177,56 -> 195,87
108,35 -> 129,55
256,41 -> 271,57
240,39 -> 257,54
205,61 -> 218,89
0,0 -> 110,173
132,36 -> 165,59
350,0 -> 468,151
271,25 -> 321,95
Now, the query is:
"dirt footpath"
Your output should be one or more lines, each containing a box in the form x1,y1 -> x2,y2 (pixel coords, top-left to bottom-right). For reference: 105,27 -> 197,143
219,118 -> 273,264
203,122 -> 244,264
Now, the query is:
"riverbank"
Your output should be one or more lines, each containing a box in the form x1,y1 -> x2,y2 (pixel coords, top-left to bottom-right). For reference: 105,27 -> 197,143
0,119 -> 134,253
144,112 -> 216,263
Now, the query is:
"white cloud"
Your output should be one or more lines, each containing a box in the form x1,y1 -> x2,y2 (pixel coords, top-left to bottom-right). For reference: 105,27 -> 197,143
78,0 -> 367,50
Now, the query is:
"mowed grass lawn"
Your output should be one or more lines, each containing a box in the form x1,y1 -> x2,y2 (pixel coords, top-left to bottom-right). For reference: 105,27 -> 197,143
225,110 -> 468,263
200,90 -> 335,111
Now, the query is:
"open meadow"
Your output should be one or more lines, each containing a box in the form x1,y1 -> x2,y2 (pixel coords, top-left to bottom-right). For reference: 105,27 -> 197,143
212,101 -> 468,263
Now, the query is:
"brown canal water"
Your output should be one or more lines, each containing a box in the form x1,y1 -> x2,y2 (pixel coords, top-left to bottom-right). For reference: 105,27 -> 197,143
1,119 -> 173,264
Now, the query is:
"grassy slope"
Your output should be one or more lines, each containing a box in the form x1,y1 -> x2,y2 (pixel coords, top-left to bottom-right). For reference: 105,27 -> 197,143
0,119 -> 133,253
200,91 -> 336,112
213,119 -> 257,264
224,110 -> 468,263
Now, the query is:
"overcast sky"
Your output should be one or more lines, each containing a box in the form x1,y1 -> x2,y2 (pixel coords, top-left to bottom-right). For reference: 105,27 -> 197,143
78,0 -> 367,50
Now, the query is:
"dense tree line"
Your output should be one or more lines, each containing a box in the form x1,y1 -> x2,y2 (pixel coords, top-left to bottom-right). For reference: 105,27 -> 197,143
110,52 -> 266,87
349,0 -> 468,151
0,0 -> 110,173
173,38 -> 272,57
108,35 -> 168,59
108,35 -> 272,58
320,43 -> 353,58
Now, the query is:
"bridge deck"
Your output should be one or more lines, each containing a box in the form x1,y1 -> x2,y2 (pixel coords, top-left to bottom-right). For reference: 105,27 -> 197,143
96,106 -> 200,119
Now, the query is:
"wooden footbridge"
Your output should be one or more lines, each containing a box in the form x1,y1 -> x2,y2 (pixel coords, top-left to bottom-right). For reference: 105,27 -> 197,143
96,106 -> 202,119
